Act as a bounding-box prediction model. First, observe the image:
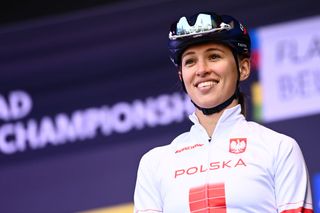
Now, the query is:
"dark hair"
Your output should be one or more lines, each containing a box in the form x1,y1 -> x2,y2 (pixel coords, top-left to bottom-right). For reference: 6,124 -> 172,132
237,54 -> 249,117
238,91 -> 247,117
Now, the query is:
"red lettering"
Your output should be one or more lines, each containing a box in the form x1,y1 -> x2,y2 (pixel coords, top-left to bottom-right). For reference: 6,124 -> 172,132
175,169 -> 185,178
174,158 -> 247,178
187,167 -> 198,175
235,158 -> 247,167
175,144 -> 204,154
209,162 -> 220,170
222,160 -> 231,168
200,165 -> 208,173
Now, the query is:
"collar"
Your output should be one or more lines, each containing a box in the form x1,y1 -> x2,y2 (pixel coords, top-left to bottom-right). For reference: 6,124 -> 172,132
188,104 -> 245,139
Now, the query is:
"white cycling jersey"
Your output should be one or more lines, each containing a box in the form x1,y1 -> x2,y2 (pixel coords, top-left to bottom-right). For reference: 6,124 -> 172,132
134,105 -> 313,213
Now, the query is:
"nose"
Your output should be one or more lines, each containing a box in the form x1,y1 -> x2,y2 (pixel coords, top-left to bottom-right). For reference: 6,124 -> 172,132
195,59 -> 210,76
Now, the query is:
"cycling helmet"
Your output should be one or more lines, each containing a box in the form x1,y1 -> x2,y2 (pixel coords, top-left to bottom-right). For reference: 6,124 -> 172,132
168,12 -> 251,67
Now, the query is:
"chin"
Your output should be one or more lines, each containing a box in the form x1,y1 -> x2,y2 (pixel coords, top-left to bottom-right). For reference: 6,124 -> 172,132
195,100 -> 219,109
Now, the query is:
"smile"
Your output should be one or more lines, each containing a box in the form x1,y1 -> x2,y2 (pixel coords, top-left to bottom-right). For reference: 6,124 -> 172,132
196,80 -> 218,88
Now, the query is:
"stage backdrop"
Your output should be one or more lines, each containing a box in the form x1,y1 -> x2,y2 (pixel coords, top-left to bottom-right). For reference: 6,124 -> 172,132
0,0 -> 319,212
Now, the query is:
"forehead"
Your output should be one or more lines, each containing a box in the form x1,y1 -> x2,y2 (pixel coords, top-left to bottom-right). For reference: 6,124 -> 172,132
182,42 -> 231,56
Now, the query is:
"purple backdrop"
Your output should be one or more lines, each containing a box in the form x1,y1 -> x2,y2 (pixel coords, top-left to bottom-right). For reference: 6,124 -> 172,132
0,0 -> 319,212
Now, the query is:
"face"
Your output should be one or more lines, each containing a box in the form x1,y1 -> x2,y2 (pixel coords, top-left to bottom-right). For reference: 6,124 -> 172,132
180,43 -> 248,109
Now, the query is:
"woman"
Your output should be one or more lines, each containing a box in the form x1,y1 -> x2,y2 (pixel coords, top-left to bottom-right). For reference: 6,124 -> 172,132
134,11 -> 313,213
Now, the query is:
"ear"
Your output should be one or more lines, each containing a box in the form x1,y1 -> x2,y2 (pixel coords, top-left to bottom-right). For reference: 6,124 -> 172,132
178,70 -> 183,81
239,58 -> 251,81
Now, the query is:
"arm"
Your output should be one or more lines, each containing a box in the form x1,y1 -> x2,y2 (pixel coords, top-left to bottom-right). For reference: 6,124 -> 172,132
274,137 -> 313,213
134,153 -> 163,213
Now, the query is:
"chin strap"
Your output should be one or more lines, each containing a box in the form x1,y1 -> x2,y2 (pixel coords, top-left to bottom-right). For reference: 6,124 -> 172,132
191,88 -> 240,115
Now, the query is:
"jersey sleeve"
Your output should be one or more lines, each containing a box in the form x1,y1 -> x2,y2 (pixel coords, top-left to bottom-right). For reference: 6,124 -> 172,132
134,151 -> 163,213
274,137 -> 313,213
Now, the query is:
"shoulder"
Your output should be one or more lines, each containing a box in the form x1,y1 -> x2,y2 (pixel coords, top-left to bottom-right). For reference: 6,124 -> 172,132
247,121 -> 295,143
245,121 -> 299,154
245,121 -> 304,169
140,131 -> 190,165
171,131 -> 190,145
140,144 -> 170,166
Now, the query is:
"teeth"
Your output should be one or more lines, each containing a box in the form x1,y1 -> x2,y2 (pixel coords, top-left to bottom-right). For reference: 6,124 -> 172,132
197,81 -> 217,88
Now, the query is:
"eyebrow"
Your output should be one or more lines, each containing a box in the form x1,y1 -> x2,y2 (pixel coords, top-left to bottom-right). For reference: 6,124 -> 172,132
206,47 -> 224,53
181,51 -> 195,59
182,47 -> 224,59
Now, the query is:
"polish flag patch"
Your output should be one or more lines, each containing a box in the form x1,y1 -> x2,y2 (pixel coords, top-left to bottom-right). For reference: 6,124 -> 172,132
229,138 -> 247,154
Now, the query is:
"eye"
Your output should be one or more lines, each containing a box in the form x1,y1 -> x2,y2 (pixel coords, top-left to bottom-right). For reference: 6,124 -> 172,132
183,57 -> 196,67
209,53 -> 221,61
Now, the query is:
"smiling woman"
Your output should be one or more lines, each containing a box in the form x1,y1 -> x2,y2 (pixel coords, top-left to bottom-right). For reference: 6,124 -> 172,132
133,11 -> 314,213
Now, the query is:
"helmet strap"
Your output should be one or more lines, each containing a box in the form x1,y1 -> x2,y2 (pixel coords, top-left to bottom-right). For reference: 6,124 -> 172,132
191,88 -> 240,115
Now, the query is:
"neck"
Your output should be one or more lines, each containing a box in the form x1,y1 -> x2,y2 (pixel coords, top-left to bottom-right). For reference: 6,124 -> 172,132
195,99 -> 238,137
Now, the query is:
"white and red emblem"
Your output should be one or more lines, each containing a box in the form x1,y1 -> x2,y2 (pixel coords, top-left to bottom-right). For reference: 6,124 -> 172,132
229,138 -> 247,154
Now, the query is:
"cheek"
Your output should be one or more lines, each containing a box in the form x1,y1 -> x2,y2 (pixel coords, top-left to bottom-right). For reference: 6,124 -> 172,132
180,69 -> 192,83
216,61 -> 232,73
218,62 -> 238,80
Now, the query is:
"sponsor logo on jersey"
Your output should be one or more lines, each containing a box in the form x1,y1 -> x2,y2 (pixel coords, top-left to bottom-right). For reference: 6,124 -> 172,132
229,138 -> 247,154
175,143 -> 204,154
